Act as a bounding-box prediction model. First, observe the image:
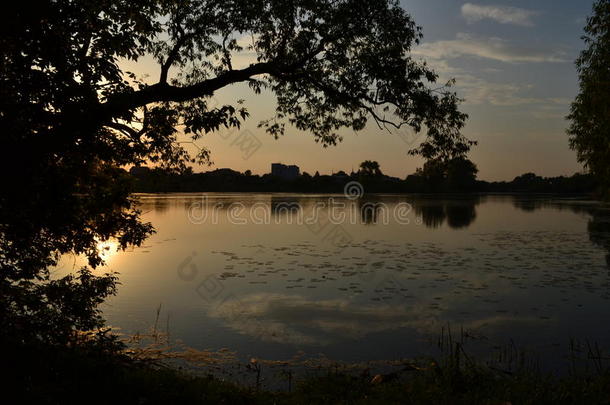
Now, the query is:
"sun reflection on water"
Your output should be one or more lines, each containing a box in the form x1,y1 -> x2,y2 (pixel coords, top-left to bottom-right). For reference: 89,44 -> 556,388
97,239 -> 120,263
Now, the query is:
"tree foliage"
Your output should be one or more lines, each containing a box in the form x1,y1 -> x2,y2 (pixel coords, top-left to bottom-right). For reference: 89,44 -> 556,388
409,157 -> 478,192
0,0 -> 474,344
359,161 -> 383,177
568,0 -> 610,196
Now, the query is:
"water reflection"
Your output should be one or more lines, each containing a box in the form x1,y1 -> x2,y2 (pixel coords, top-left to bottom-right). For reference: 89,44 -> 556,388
446,203 -> 477,229
137,194 -> 483,229
270,196 -> 302,219
512,198 -> 547,212
94,194 -> 610,370
414,196 -> 481,229
589,212 -> 610,268
357,199 -> 387,225
416,203 -> 445,228
511,198 -> 610,269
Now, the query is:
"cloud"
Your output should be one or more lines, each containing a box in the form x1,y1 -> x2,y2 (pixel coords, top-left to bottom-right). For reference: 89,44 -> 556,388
575,16 -> 587,25
412,40 -> 571,110
455,75 -> 571,108
461,3 -> 539,26
413,33 -> 567,64
206,292 -> 540,346
206,293 -> 421,345
432,66 -> 570,109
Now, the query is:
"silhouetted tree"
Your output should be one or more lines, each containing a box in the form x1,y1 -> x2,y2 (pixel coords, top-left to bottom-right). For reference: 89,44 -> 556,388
359,161 -> 383,177
511,173 -> 545,192
413,157 -> 478,192
417,159 -> 447,191
568,0 -> 610,196
446,157 -> 478,191
1,0 -> 473,344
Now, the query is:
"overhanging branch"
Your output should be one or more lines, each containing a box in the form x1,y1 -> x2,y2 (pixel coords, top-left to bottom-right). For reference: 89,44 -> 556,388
99,62 -> 277,122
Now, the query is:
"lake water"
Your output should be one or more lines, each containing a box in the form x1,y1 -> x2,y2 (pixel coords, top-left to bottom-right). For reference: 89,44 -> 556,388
55,193 -> 610,372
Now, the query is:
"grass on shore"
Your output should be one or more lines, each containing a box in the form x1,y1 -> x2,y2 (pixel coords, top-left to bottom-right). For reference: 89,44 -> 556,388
5,337 -> 610,405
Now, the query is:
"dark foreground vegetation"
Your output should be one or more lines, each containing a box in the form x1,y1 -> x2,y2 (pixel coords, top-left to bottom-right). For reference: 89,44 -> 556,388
6,336 -> 610,405
130,165 -> 598,195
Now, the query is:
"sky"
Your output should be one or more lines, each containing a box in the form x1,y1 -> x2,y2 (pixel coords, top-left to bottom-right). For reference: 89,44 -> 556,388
122,0 -> 596,181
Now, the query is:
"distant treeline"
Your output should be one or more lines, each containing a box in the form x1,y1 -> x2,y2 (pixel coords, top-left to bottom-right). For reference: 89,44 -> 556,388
127,166 -> 597,195
483,172 -> 597,194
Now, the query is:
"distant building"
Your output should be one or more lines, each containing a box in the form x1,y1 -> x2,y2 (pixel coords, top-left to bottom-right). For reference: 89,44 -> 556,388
271,163 -> 300,180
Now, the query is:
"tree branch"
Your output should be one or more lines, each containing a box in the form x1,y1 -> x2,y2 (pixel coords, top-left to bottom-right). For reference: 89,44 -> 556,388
100,62 -> 276,122
99,40 -> 329,124
105,121 -> 140,137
